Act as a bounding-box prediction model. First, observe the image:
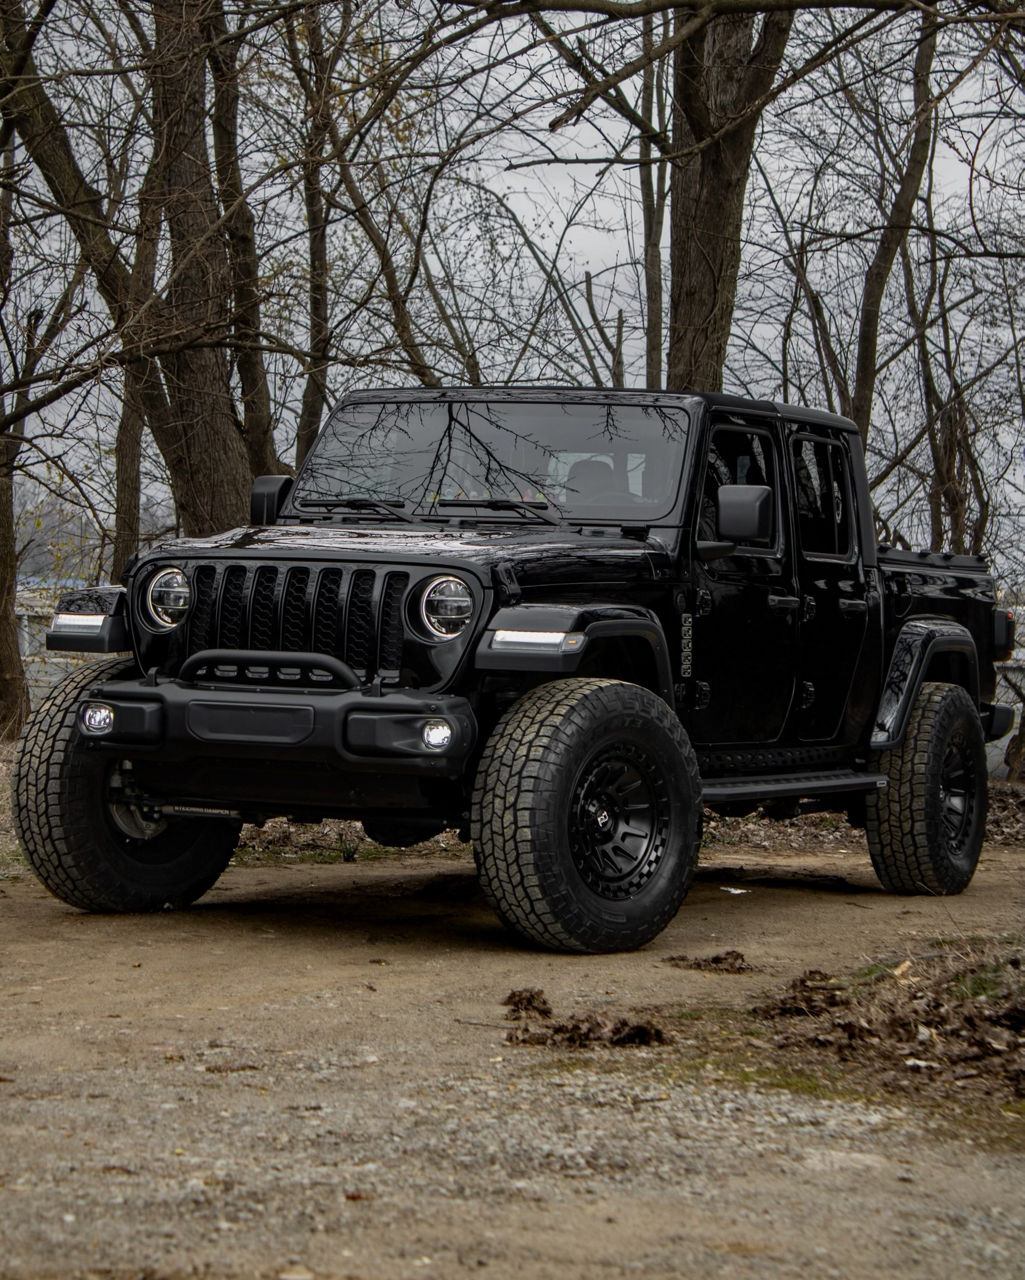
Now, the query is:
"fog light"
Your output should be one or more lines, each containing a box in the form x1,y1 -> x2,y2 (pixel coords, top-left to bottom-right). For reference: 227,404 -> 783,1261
80,702 -> 115,735
421,719 -> 453,751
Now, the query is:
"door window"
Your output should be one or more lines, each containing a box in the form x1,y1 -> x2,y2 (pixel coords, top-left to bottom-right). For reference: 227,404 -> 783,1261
791,436 -> 853,558
699,426 -> 779,551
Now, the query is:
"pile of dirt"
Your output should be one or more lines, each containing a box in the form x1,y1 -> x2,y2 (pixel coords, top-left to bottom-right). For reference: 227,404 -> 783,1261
664,950 -> 756,973
502,988 -> 671,1047
755,942 -> 1025,1100
233,815 -> 471,863
503,987 -> 553,1019
700,807 -> 863,853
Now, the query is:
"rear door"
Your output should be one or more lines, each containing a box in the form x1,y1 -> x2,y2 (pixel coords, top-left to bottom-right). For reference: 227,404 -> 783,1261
786,428 -> 871,743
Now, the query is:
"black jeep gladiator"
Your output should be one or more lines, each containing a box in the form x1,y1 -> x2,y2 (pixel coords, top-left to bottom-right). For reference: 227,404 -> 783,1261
13,388 -> 1016,952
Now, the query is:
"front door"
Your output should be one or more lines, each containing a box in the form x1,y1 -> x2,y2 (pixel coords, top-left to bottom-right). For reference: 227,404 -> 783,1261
687,419 -> 799,748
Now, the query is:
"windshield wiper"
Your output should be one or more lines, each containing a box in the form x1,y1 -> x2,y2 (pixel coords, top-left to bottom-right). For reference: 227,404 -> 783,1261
295,497 -> 418,524
436,498 -> 562,526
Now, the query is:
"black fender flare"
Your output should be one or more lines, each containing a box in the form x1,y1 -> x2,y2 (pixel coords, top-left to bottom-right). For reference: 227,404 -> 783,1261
474,603 -> 675,705
871,618 -> 979,750
46,585 -> 131,654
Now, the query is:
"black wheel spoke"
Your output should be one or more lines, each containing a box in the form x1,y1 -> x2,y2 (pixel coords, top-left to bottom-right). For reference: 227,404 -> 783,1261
569,740 -> 671,900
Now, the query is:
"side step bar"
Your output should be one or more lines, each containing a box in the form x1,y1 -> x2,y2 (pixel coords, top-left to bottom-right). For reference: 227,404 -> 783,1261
701,769 -> 887,804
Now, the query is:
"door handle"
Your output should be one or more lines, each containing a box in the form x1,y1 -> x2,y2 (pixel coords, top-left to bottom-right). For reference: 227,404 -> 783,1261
768,595 -> 800,613
839,598 -> 868,616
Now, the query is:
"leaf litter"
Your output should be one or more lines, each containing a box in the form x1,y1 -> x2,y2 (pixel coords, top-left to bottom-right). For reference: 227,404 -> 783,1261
753,940 -> 1025,1099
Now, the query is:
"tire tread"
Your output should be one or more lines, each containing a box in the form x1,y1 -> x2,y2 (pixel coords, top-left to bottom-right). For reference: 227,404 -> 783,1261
471,678 -> 701,953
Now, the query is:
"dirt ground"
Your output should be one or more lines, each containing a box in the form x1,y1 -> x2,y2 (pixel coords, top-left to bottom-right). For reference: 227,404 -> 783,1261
1,758 -> 1024,1280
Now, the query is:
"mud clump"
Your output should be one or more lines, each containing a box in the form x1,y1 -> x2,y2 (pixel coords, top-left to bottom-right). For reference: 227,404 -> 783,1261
665,950 -> 756,974
503,988 -> 553,1020
502,989 -> 670,1047
506,1010 -> 671,1048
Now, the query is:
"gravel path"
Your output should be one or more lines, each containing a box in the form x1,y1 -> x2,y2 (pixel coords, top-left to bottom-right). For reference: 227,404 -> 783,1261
2,835 -> 1024,1280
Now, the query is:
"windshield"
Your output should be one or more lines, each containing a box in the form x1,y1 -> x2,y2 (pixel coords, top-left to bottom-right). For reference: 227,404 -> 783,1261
290,399 -> 690,522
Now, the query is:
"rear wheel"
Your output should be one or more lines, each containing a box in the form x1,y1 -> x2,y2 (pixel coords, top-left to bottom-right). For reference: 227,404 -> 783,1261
472,679 -> 701,953
12,659 -> 240,911
866,681 -> 986,894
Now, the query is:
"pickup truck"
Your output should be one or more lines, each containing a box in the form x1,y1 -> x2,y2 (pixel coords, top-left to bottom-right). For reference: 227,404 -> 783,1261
13,388 -> 1016,952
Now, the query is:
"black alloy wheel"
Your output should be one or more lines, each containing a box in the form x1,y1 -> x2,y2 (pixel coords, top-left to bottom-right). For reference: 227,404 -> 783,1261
867,681 -> 987,895
472,677 -> 702,953
569,743 -> 671,900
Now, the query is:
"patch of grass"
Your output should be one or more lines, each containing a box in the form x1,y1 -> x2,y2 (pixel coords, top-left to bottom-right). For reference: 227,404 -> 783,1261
953,962 -> 1015,1001
0,844 -> 25,876
738,1065 -> 851,1098
852,961 -> 898,983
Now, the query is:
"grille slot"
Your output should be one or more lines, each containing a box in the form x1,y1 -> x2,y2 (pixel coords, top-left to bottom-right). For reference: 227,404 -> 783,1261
313,568 -> 344,653
380,573 -> 409,670
281,568 -> 310,651
219,566 -> 248,648
345,570 -> 376,673
180,562 -> 408,684
250,566 -> 278,649
190,565 -> 218,651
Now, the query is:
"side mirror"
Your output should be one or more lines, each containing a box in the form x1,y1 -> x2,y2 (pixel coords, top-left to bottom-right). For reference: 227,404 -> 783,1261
250,475 -> 294,525
717,484 -> 772,544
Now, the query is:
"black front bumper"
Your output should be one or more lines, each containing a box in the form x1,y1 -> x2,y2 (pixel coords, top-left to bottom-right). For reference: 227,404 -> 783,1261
76,663 -> 477,780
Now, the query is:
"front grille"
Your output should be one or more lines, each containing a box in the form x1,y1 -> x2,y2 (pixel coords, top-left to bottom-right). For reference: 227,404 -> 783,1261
183,563 -> 410,681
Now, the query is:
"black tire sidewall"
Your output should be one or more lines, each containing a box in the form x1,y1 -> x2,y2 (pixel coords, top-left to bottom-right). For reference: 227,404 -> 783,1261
920,688 -> 987,892
522,687 -> 699,949
867,681 -> 988,896
65,744 -> 238,909
14,658 -> 238,911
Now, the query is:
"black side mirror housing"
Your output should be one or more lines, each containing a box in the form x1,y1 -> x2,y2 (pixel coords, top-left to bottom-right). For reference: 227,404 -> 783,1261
717,484 -> 772,544
250,475 -> 294,525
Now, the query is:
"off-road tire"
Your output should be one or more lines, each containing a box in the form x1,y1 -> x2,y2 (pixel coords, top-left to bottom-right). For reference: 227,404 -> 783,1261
866,681 -> 987,895
12,659 -> 240,912
471,678 -> 701,953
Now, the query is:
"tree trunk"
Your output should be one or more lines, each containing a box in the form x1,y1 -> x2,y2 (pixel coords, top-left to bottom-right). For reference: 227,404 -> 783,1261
850,14 -> 936,443
0,133 -> 27,738
149,0 -> 250,531
292,5 -> 334,468
667,12 -> 791,392
0,435 -> 29,738
111,370 -> 143,583
639,14 -> 666,390
1,0 -> 250,535
206,0 -> 283,478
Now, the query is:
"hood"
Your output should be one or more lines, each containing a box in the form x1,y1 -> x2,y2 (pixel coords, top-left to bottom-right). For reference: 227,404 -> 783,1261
134,522 -> 671,590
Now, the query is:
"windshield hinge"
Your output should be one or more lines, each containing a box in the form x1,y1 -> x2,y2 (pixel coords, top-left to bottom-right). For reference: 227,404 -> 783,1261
493,562 -> 522,605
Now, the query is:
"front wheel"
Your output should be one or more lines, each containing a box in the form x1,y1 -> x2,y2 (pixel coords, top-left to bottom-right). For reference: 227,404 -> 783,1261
472,679 -> 701,953
866,681 -> 987,895
12,659 -> 240,912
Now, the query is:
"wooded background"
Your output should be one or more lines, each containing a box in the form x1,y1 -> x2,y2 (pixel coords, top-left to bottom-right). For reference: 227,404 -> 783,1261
3,0 -> 1025,737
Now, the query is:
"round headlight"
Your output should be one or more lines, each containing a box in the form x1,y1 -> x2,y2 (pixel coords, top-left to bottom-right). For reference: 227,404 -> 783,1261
420,576 -> 473,639
146,567 -> 191,630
